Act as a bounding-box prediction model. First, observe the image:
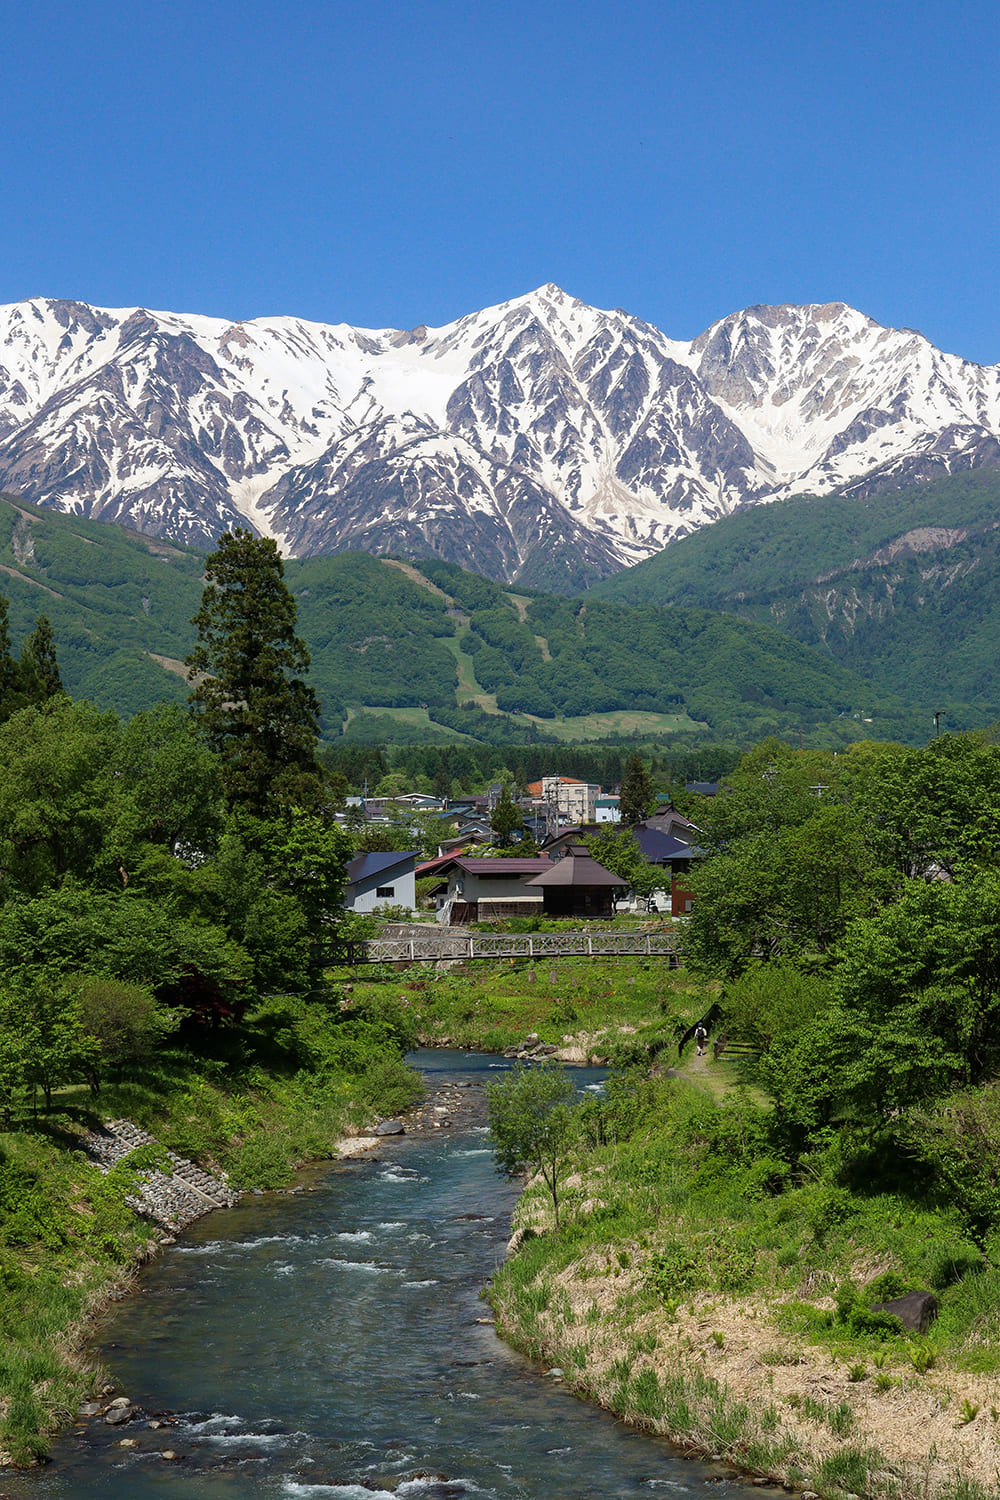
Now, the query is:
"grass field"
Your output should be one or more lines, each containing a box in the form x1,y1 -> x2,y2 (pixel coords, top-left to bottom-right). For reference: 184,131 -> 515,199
523,708 -> 708,741
341,704 -> 478,741
333,955 -> 712,1060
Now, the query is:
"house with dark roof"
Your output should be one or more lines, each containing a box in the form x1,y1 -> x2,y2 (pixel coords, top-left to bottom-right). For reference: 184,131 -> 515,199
421,854 -> 553,925
343,851 -> 419,914
525,844 -> 627,919
543,819 -> 703,914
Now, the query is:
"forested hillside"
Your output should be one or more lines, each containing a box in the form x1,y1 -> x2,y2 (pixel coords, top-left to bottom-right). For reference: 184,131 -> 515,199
590,471 -> 1000,712
0,496 -> 941,746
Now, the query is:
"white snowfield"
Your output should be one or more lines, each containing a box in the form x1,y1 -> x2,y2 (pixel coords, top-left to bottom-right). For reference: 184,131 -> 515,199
0,286 -> 997,580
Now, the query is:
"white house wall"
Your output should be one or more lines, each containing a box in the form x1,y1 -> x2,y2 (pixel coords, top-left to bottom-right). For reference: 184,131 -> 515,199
349,870 -> 417,914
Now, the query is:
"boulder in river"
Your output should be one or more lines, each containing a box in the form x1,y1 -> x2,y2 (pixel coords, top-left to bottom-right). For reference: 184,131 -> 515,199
105,1405 -> 133,1426
376,1119 -> 405,1136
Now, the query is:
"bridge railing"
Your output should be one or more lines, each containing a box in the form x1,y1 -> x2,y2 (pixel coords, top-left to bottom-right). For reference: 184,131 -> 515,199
322,929 -> 682,966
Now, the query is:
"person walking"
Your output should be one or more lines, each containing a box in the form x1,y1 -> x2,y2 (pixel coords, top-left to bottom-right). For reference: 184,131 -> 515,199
694,1023 -> 708,1058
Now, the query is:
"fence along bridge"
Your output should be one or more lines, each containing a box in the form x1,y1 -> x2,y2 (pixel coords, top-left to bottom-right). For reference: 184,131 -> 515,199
327,928 -> 683,967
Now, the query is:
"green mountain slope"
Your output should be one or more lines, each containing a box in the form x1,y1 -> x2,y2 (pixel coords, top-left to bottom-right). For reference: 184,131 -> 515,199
0,498 -> 204,712
589,472 -> 1000,714
0,496 -> 934,746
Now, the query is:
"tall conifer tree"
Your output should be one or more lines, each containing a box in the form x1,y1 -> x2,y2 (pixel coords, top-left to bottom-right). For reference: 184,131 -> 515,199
19,616 -> 63,703
619,753 -> 654,825
0,598 -> 18,717
186,529 -> 321,812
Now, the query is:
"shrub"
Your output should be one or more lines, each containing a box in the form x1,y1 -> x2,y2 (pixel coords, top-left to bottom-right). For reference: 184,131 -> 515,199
649,1241 -> 701,1297
225,1133 -> 296,1189
74,972 -> 175,1087
712,1234 -> 757,1292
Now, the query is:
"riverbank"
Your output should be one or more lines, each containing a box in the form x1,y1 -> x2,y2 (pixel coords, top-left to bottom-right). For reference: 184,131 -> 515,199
0,989 -> 426,1466
492,1231 -> 1000,1500
486,1066 -> 1000,1500
2,1057 -> 499,1474
337,953 -> 713,1064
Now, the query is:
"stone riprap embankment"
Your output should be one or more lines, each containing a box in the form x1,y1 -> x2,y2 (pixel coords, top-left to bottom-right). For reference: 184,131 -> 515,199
83,1119 -> 241,1232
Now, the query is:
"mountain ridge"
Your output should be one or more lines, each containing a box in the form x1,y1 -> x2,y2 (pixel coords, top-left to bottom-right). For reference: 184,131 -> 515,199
1,287 -> 1000,589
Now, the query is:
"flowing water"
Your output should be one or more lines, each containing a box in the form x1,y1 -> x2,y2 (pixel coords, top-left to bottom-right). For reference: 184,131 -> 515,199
6,1050 -> 760,1500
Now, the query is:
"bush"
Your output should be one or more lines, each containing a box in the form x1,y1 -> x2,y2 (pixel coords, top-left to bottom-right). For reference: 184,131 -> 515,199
225,1134 -> 296,1189
356,1056 -> 425,1116
74,972 -> 175,1087
649,1241 -> 701,1296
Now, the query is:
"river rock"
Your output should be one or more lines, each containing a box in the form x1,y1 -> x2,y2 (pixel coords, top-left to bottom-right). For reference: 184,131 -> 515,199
105,1405 -> 133,1425
78,1403 -> 102,1417
376,1119 -> 405,1136
117,1438 -> 139,1448
871,1290 -> 938,1332
160,1449 -> 180,1460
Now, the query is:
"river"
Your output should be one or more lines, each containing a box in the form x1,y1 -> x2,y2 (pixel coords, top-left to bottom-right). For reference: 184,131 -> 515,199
5,1049 -> 760,1500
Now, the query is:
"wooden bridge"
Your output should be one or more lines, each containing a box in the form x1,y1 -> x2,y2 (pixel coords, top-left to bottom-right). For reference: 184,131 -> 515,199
325,928 -> 683,967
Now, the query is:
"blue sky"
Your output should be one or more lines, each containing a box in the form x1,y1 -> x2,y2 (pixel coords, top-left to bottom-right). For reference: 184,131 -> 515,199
3,0 -> 998,361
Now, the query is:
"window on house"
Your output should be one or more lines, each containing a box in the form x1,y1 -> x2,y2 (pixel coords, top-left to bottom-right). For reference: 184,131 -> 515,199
376,886 -> 395,898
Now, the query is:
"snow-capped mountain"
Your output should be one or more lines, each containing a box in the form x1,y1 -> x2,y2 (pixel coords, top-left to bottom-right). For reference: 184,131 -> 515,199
0,287 -> 998,588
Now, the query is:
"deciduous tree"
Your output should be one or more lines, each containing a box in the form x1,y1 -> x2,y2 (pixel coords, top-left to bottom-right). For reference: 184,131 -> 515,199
486,1063 -> 577,1228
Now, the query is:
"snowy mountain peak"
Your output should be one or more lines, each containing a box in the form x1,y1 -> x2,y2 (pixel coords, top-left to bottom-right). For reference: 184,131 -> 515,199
0,290 -> 998,589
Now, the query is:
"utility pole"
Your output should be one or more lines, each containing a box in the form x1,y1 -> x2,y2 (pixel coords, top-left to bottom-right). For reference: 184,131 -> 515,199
933,711 -> 942,739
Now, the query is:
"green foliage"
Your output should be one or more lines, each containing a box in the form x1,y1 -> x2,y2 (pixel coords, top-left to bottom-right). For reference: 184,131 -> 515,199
619,753 -> 654,824
187,528 -> 322,811
686,740 -> 893,975
584,826 -> 660,900
590,469 -> 1000,716
649,1241 -> 701,1296
486,1063 -> 578,1228
0,501 -> 939,744
74,974 -> 177,1089
490,782 -> 524,847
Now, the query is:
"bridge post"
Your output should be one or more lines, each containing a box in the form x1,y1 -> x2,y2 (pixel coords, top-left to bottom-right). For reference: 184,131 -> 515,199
410,939 -> 415,961
587,936 -> 592,956
529,937 -> 534,959
645,936 -> 651,955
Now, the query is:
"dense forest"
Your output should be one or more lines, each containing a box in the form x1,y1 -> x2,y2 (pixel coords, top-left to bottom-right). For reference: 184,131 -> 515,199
0,496 -> 944,747
590,470 -> 1000,713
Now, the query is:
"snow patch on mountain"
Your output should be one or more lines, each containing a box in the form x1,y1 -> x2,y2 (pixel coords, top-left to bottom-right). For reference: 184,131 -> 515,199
1,287 -> 999,587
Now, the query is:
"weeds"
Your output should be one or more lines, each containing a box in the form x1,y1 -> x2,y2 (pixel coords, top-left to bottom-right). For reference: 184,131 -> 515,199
908,1340 -> 937,1374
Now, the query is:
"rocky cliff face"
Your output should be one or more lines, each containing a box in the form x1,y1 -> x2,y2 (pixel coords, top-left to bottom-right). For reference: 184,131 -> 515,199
1,288 -> 998,587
